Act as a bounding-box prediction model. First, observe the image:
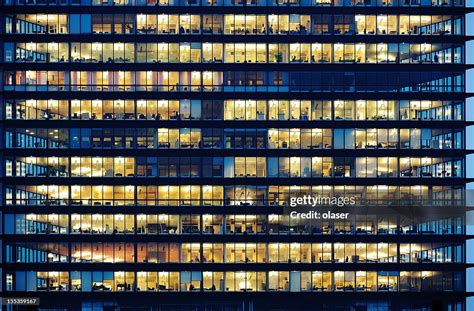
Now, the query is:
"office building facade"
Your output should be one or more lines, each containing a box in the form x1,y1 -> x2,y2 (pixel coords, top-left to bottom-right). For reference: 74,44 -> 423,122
0,0 -> 470,310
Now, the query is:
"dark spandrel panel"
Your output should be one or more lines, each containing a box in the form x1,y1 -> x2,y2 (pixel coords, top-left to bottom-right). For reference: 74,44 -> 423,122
2,0 -> 466,7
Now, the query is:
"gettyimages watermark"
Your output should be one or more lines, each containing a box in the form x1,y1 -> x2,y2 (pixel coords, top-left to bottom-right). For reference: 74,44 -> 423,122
283,192 -> 474,224
290,195 -> 356,207
288,195 -> 356,220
